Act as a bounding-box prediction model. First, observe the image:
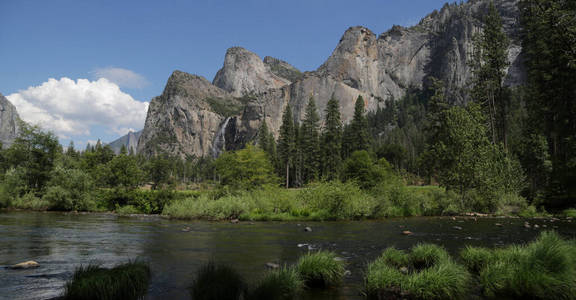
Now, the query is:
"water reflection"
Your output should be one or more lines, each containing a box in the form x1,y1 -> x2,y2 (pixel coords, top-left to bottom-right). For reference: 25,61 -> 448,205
0,212 -> 575,300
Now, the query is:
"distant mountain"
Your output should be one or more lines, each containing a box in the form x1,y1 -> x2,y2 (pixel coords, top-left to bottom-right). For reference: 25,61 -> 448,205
0,93 -> 21,148
138,0 -> 523,158
108,130 -> 141,154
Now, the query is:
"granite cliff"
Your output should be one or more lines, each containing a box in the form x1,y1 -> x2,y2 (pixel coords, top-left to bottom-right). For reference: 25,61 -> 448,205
0,93 -> 20,148
138,0 -> 523,158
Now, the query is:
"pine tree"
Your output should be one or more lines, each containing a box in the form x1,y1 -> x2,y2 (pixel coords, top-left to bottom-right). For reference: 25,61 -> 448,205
300,97 -> 321,183
471,1 -> 510,147
321,97 -> 343,180
277,104 -> 296,188
350,95 -> 370,152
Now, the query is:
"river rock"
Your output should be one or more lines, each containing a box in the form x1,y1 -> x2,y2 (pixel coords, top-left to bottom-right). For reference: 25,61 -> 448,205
304,226 -> 312,232
344,270 -> 352,277
10,261 -> 39,269
453,226 -> 463,230
230,219 -> 239,224
265,262 -> 280,269
402,231 -> 413,236
495,223 -> 503,227
399,267 -> 409,274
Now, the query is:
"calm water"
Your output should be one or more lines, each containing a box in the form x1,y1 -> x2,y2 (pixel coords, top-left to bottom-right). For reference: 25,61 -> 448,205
0,211 -> 575,300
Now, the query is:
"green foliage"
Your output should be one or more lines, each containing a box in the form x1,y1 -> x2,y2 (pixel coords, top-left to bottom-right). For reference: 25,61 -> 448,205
249,267 -> 303,300
300,97 -> 321,183
295,251 -> 345,288
104,154 -> 144,189
321,97 -> 343,180
190,262 -> 246,300
63,261 -> 150,300
215,145 -> 278,190
462,231 -> 576,299
342,151 -> 393,189
300,181 -> 375,220
342,95 -> 370,159
43,167 -> 95,211
563,208 -> 576,218
204,97 -> 243,117
277,105 -> 297,187
365,244 -> 470,300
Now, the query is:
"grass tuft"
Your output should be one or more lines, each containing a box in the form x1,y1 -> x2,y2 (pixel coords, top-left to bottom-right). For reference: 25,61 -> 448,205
63,260 -> 150,300
365,244 -> 470,299
295,251 -> 345,288
462,231 -> 576,299
190,262 -> 246,300
248,266 -> 303,300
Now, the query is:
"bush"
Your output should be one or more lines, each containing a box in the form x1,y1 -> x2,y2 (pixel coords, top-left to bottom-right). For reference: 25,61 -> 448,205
63,261 -> 150,300
563,208 -> 576,218
342,151 -> 395,189
249,266 -> 303,300
190,262 -> 246,300
295,251 -> 345,288
365,244 -> 470,299
12,192 -> 49,210
44,167 -> 95,211
461,231 -> 576,299
299,181 -> 375,220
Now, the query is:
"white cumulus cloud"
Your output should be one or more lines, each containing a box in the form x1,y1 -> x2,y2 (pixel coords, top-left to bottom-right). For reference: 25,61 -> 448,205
93,67 -> 149,89
6,77 -> 149,139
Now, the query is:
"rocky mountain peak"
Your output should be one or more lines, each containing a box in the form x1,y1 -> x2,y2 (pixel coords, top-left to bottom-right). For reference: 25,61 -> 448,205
0,93 -> 20,148
263,56 -> 303,83
212,47 -> 291,97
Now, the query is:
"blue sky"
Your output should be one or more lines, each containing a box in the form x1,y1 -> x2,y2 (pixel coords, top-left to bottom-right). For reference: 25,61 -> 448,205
0,0 -> 449,147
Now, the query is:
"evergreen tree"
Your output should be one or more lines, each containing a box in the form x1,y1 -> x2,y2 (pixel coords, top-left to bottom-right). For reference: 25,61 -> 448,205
471,1 -> 510,147
300,97 -> 321,183
350,95 -> 370,153
321,97 -> 343,179
277,104 -> 296,188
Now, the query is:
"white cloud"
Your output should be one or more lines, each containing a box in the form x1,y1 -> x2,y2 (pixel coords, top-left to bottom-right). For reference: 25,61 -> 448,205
6,77 -> 149,139
93,67 -> 148,89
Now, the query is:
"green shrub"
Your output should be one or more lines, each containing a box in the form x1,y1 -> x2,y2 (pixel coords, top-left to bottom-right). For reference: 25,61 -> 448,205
459,246 -> 494,273
249,266 -> 303,300
365,244 -> 470,300
190,262 -> 246,300
115,205 -> 140,215
562,208 -> 576,218
295,251 -> 345,288
299,181 -> 375,220
13,192 -> 49,210
63,261 -> 150,300
462,231 -> 576,299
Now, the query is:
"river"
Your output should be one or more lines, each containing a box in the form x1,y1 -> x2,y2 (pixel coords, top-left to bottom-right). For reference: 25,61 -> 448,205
0,211 -> 575,300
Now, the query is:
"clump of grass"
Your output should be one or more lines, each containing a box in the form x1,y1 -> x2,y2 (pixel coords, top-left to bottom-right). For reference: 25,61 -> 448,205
563,208 -> 576,218
459,246 -> 494,273
190,262 -> 246,300
462,231 -> 576,299
63,261 -> 150,300
248,266 -> 303,300
295,251 -> 345,288
365,244 -> 470,299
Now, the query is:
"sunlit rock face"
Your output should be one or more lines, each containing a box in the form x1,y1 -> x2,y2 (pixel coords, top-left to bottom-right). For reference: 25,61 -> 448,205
138,0 -> 523,158
0,93 -> 20,148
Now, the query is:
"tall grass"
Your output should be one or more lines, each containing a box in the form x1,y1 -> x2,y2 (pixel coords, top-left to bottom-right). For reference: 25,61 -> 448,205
163,182 -> 462,221
63,261 -> 150,300
295,251 -> 345,288
365,244 -> 470,299
190,262 -> 246,300
461,231 -> 576,299
248,266 -> 303,300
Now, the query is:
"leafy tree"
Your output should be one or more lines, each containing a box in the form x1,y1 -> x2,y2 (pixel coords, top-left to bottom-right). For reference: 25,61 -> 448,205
104,154 -> 144,189
146,155 -> 175,190
43,167 -> 95,211
277,105 -> 296,187
214,145 -> 278,190
471,1 -> 510,147
321,97 -> 343,180
300,97 -> 321,183
4,123 -> 60,193
342,150 -> 393,189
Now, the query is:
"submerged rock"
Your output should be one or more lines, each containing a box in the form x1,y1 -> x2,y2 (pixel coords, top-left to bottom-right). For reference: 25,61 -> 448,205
304,227 -> 312,232
265,262 -> 280,269
10,261 -> 39,269
402,231 -> 413,236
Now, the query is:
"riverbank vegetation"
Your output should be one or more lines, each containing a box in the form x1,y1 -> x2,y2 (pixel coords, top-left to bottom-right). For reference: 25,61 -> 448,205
0,0 -> 574,220
63,261 -> 150,300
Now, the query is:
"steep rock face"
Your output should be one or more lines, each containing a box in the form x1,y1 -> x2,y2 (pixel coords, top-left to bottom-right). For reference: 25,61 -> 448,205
138,0 -> 524,158
213,47 -> 291,97
318,0 -> 521,103
263,56 -> 304,83
0,93 -> 20,147
108,130 -> 141,154
137,71 -> 233,158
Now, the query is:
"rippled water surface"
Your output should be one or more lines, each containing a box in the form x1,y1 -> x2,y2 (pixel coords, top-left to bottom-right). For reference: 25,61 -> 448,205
1,211 -> 575,300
